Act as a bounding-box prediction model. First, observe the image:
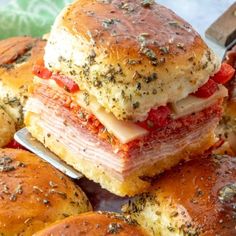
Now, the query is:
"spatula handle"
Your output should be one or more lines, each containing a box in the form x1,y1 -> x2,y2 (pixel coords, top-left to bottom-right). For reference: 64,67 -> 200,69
206,2 -> 236,47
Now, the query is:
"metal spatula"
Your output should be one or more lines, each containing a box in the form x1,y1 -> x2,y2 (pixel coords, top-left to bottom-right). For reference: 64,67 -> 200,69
14,128 -> 83,179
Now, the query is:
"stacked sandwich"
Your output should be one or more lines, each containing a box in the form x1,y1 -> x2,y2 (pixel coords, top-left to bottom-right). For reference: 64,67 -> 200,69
24,0 -> 233,196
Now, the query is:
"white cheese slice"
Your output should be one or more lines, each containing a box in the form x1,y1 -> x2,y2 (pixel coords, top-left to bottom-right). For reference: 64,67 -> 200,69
58,86 -> 148,144
89,99 -> 148,144
34,77 -> 58,89
75,92 -> 91,112
34,76 -> 227,144
172,85 -> 228,119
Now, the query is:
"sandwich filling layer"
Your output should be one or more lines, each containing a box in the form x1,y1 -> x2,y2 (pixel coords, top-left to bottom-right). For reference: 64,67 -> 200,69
25,75 -> 224,179
23,0 -> 236,195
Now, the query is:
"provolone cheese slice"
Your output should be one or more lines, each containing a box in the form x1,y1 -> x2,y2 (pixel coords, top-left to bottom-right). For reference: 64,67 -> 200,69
75,92 -> 91,112
35,77 -> 148,143
172,85 -> 228,119
90,100 -> 148,144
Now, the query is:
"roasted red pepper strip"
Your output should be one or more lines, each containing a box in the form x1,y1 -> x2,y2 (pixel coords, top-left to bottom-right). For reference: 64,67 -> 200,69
193,79 -> 218,98
51,74 -> 80,93
137,106 -> 171,131
211,63 -> 235,84
33,64 -> 52,79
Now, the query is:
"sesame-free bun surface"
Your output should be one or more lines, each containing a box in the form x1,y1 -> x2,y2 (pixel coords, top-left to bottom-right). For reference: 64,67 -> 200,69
0,108 -> 15,147
0,36 -> 45,91
0,149 -> 91,235
0,36 -> 46,128
34,212 -> 148,236
45,0 -> 220,121
124,154 -> 236,236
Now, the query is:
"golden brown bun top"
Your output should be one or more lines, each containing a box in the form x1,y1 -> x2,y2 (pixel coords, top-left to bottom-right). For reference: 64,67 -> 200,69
64,0 -> 204,62
0,36 -> 46,91
34,212 -> 148,236
148,154 -> 236,236
45,0 -> 219,121
0,148 -> 91,235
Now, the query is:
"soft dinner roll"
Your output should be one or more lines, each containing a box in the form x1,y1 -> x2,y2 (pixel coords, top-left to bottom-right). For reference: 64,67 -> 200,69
123,154 -> 236,236
34,212 -> 148,236
0,36 -> 46,129
0,108 -> 15,147
45,0 -> 220,121
0,149 -> 92,236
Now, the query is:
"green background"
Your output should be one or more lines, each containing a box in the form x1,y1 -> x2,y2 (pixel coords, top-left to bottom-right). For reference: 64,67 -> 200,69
0,0 -> 72,39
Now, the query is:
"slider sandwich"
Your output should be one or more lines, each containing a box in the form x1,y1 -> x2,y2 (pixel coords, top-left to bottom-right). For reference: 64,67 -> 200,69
24,0 -> 234,196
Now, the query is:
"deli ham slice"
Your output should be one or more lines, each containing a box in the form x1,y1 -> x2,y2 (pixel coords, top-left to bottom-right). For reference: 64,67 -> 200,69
25,83 -> 222,180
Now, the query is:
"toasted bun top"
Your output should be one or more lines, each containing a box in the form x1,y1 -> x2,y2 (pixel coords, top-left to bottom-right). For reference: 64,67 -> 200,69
138,155 -> 236,235
45,0 -> 220,121
0,148 -> 91,235
0,36 -> 46,91
34,212 -> 147,236
0,37 -> 46,129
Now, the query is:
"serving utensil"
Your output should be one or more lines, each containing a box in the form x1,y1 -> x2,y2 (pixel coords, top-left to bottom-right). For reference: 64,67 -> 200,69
205,2 -> 236,59
205,2 -> 236,48
14,128 -> 83,179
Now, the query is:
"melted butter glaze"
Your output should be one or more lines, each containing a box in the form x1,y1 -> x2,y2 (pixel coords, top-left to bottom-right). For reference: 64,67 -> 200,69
63,0 -> 205,62
0,37 -> 46,90
0,149 -> 91,235
34,212 -> 147,236
149,154 -> 236,235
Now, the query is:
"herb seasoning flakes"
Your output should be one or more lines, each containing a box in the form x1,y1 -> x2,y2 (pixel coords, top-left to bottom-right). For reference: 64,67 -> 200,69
218,183 -> 236,203
43,199 -> 50,205
97,0 -> 112,4
127,59 -> 141,65
141,0 -> 154,8
140,47 -> 157,62
0,156 -> 15,172
9,194 -> 17,202
133,102 -> 140,109
159,46 -> 169,54
176,43 -> 185,50
120,2 -> 134,13
107,222 -> 123,234
102,18 -> 120,29
145,73 -> 158,83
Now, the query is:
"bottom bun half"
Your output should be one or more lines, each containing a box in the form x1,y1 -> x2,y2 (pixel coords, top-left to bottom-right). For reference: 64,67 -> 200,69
25,112 -> 218,197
